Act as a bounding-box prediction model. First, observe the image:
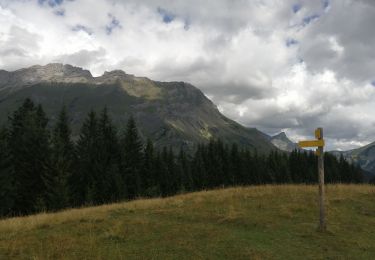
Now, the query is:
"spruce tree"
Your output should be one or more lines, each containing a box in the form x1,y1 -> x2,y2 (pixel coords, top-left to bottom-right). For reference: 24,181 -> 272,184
152,151 -> 163,196
143,139 -> 156,196
44,106 -> 75,211
191,144 -> 207,190
177,148 -> 193,192
73,110 -> 100,205
166,147 -> 178,194
0,126 -> 15,217
8,99 -> 50,214
120,116 -> 143,199
159,147 -> 171,196
96,107 -> 122,202
229,143 -> 241,185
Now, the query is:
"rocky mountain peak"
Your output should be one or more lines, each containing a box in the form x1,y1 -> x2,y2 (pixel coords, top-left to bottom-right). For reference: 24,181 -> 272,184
96,69 -> 133,83
273,132 -> 288,140
270,132 -> 298,152
29,63 -> 93,80
102,70 -> 127,78
0,63 -> 95,90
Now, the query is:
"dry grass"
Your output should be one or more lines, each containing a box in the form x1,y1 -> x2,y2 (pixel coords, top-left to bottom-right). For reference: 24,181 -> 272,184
1,184 -> 375,259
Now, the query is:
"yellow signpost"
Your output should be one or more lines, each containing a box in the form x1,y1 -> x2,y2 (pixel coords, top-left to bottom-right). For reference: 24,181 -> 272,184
298,127 -> 326,232
298,139 -> 325,148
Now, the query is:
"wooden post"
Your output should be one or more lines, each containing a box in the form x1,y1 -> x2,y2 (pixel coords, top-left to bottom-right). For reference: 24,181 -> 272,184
316,127 -> 326,232
299,128 -> 327,232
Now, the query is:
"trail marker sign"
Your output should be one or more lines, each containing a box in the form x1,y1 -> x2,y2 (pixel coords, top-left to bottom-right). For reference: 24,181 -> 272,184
298,139 -> 325,148
298,127 -> 326,232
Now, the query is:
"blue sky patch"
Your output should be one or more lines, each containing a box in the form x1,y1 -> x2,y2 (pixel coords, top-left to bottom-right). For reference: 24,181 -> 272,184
292,3 -> 302,13
303,14 -> 320,25
371,81 -> 375,87
54,9 -> 65,16
286,38 -> 298,47
106,14 -> 121,35
38,0 -> 64,7
157,7 -> 175,24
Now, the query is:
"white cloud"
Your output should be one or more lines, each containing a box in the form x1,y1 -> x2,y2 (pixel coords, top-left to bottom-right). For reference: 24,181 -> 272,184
0,0 -> 374,150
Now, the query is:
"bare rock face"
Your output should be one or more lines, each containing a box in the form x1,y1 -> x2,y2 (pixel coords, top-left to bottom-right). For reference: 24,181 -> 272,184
0,63 -> 94,90
0,63 -> 144,90
95,70 -> 128,83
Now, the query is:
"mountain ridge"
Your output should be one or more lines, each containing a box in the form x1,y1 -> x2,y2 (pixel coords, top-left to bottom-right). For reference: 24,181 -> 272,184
330,142 -> 375,177
0,63 -> 140,90
0,63 -> 277,153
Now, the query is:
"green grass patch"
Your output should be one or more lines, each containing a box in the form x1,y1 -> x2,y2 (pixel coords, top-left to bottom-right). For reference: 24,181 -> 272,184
0,185 -> 374,259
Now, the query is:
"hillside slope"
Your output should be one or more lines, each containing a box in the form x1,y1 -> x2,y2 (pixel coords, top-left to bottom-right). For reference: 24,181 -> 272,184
1,185 -> 374,259
0,64 -> 275,153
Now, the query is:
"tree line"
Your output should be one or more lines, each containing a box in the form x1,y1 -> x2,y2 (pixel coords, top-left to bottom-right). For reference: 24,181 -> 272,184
0,99 -> 364,218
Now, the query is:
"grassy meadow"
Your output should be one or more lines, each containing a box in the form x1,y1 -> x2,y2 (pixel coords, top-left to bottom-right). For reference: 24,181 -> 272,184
0,184 -> 374,259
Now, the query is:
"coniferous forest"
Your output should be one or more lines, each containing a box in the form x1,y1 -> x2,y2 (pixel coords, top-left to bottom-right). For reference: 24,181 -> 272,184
0,99 -> 364,218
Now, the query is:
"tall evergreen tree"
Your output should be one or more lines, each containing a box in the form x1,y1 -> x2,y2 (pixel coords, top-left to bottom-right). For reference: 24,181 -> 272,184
166,147 -> 178,194
191,144 -> 207,190
73,110 -> 100,205
159,147 -> 173,196
8,99 -> 50,214
229,143 -> 241,185
96,107 -> 122,202
44,106 -> 75,211
0,126 -> 15,217
177,148 -> 193,192
121,116 -> 144,199
142,139 -> 157,196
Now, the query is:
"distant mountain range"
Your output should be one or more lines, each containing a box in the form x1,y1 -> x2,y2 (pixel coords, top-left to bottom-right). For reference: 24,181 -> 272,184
270,131 -> 375,178
330,143 -> 375,179
0,63 -> 276,153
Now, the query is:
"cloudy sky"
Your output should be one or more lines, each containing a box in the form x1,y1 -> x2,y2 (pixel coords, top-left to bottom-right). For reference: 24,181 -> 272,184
0,0 -> 374,150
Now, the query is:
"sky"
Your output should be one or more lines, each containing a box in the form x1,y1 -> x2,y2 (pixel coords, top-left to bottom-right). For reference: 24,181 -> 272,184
0,0 -> 374,151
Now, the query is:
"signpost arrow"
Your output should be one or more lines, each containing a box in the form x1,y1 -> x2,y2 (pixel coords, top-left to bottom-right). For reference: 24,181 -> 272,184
298,139 -> 325,148
298,127 -> 326,232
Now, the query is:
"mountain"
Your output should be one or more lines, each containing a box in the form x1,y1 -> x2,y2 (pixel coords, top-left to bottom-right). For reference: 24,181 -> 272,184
270,132 -> 299,152
0,63 -> 276,153
330,142 -> 375,178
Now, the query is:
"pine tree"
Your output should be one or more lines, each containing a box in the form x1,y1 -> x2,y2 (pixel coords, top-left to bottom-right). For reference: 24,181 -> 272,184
191,144 -> 207,190
8,99 -> 50,214
73,110 -> 99,206
143,139 -> 156,196
229,143 -> 241,185
152,151 -> 163,196
166,147 -> 178,194
120,116 -> 143,199
44,106 -> 75,211
241,149 -> 255,185
159,147 -> 172,196
177,148 -> 193,192
96,107 -> 122,202
0,126 -> 15,217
